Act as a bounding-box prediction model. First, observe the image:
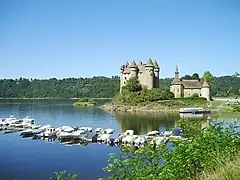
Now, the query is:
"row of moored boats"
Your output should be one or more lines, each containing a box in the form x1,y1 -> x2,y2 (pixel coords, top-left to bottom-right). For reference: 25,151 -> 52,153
0,115 -> 185,147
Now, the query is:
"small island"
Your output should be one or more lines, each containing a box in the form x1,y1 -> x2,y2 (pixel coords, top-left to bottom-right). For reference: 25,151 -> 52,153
73,98 -> 97,107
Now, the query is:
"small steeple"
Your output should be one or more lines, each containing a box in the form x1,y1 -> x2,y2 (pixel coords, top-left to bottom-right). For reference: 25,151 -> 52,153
171,64 -> 182,85
129,60 -> 137,68
146,58 -> 154,67
153,60 -> 159,68
202,78 -> 210,87
125,61 -> 129,67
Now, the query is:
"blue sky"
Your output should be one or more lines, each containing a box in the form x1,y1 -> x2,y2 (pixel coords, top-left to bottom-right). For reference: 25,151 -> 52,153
0,0 -> 239,79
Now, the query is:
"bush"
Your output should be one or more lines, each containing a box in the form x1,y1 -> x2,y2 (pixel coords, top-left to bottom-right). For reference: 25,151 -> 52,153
104,120 -> 240,180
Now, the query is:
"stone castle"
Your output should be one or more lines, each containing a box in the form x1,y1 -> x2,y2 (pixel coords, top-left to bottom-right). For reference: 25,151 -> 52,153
120,58 -> 210,101
120,58 -> 159,91
170,65 -> 210,101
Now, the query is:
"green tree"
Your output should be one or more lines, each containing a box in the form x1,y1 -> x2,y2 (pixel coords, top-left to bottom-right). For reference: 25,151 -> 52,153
123,77 -> 142,93
192,73 -> 200,80
182,75 -> 192,80
202,71 -> 214,85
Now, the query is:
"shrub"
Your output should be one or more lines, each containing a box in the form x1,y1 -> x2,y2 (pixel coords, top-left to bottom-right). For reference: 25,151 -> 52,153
104,120 -> 240,180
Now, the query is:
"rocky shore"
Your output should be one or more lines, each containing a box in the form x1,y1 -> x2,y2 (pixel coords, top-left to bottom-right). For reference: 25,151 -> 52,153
101,101 -> 181,112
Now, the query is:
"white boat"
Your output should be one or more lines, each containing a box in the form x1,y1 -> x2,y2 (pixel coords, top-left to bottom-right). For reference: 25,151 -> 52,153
97,133 -> 110,142
41,128 -> 57,137
147,130 -> 159,136
123,130 -> 134,136
95,128 -> 104,133
179,108 -> 211,114
104,128 -> 114,134
57,132 -> 73,139
39,125 -> 52,130
72,130 -> 86,137
79,127 -> 93,132
134,136 -> 147,145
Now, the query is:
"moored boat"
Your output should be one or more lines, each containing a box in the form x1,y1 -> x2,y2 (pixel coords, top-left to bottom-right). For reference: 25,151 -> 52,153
179,107 -> 211,114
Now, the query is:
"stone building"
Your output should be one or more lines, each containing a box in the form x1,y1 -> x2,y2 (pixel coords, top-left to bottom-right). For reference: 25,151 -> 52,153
170,65 -> 210,101
120,58 -> 159,92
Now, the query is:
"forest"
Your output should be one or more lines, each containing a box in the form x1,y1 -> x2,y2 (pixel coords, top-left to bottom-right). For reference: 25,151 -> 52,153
0,73 -> 239,98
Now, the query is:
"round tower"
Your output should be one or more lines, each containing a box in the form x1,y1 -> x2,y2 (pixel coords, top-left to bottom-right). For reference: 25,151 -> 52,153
129,60 -> 138,77
120,64 -> 124,92
145,58 -> 154,89
153,60 -> 160,88
201,78 -> 210,101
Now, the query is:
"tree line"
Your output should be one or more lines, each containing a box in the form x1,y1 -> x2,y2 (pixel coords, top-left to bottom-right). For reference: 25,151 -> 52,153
0,73 -> 239,98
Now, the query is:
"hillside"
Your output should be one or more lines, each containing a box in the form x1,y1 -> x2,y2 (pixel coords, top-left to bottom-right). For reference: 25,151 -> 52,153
0,75 -> 239,98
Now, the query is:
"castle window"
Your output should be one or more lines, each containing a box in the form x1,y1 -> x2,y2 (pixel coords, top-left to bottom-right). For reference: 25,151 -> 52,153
125,77 -> 127,80
177,89 -> 179,92
200,94 -> 201,96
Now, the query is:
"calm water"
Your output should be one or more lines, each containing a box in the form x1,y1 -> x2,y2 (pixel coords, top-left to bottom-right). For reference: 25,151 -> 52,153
0,100 -> 239,180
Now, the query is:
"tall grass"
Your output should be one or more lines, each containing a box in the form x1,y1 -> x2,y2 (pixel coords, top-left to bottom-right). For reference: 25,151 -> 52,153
198,154 -> 240,180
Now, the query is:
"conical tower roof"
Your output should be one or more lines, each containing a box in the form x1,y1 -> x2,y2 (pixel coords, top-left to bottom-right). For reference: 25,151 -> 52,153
129,60 -> 137,68
146,58 -> 154,67
202,78 -> 210,87
153,60 -> 159,68
125,61 -> 129,66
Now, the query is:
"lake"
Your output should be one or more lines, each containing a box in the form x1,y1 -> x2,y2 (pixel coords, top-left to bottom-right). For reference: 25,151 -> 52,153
0,100 -> 239,180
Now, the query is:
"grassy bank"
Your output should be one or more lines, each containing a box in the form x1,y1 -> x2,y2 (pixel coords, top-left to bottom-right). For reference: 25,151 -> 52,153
199,154 -> 240,180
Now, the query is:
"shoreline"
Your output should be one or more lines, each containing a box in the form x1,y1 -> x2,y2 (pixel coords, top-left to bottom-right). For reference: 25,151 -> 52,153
0,98 -> 112,100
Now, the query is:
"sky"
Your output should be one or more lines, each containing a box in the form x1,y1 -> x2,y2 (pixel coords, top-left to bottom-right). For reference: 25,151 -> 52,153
0,0 -> 239,79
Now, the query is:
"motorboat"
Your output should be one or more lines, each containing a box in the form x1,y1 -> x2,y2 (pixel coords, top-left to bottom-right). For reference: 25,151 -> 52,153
79,127 -> 93,132
41,128 -> 57,137
57,132 -> 73,140
95,128 -> 104,134
147,130 -> 159,136
179,108 -> 211,114
104,128 -> 114,134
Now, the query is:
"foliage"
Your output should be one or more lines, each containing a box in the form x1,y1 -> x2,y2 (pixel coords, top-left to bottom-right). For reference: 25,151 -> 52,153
123,77 -> 142,92
181,73 -> 200,81
0,76 -> 119,98
50,170 -> 79,180
192,73 -> 200,80
202,71 -> 214,85
73,97 -> 97,107
198,154 -> 240,180
0,72 -> 240,98
104,120 -> 240,180
115,79 -> 174,106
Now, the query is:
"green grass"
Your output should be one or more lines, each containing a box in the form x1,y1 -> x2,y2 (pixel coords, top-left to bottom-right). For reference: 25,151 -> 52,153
198,154 -> 240,180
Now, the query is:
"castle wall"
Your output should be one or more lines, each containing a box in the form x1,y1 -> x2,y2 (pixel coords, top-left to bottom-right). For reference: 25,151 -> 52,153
183,88 -> 201,97
170,85 -> 183,98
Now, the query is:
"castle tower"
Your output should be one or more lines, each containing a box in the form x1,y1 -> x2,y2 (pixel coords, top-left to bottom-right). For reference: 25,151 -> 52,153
145,58 -> 155,89
153,60 -> 160,88
170,65 -> 183,98
129,60 -> 138,77
201,78 -> 210,101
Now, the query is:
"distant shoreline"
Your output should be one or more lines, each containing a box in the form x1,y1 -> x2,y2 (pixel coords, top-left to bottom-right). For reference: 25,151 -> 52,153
0,98 -> 112,100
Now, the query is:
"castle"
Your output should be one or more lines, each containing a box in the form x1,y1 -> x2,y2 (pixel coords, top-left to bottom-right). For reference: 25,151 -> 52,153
119,58 -> 210,101
120,58 -> 159,91
170,65 -> 210,101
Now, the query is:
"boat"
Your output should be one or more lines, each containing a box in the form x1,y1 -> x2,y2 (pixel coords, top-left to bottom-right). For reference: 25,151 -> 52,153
41,128 -> 57,137
104,128 -> 114,134
179,108 -> 211,114
79,127 -> 93,132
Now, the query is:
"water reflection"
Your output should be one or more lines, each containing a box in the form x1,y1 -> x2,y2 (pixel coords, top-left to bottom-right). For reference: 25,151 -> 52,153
114,112 -> 179,135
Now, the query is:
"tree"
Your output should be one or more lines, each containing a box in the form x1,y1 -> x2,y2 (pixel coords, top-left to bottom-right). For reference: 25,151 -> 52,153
192,73 -> 200,80
123,77 -> 142,93
202,71 -> 214,85
182,75 -> 192,80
